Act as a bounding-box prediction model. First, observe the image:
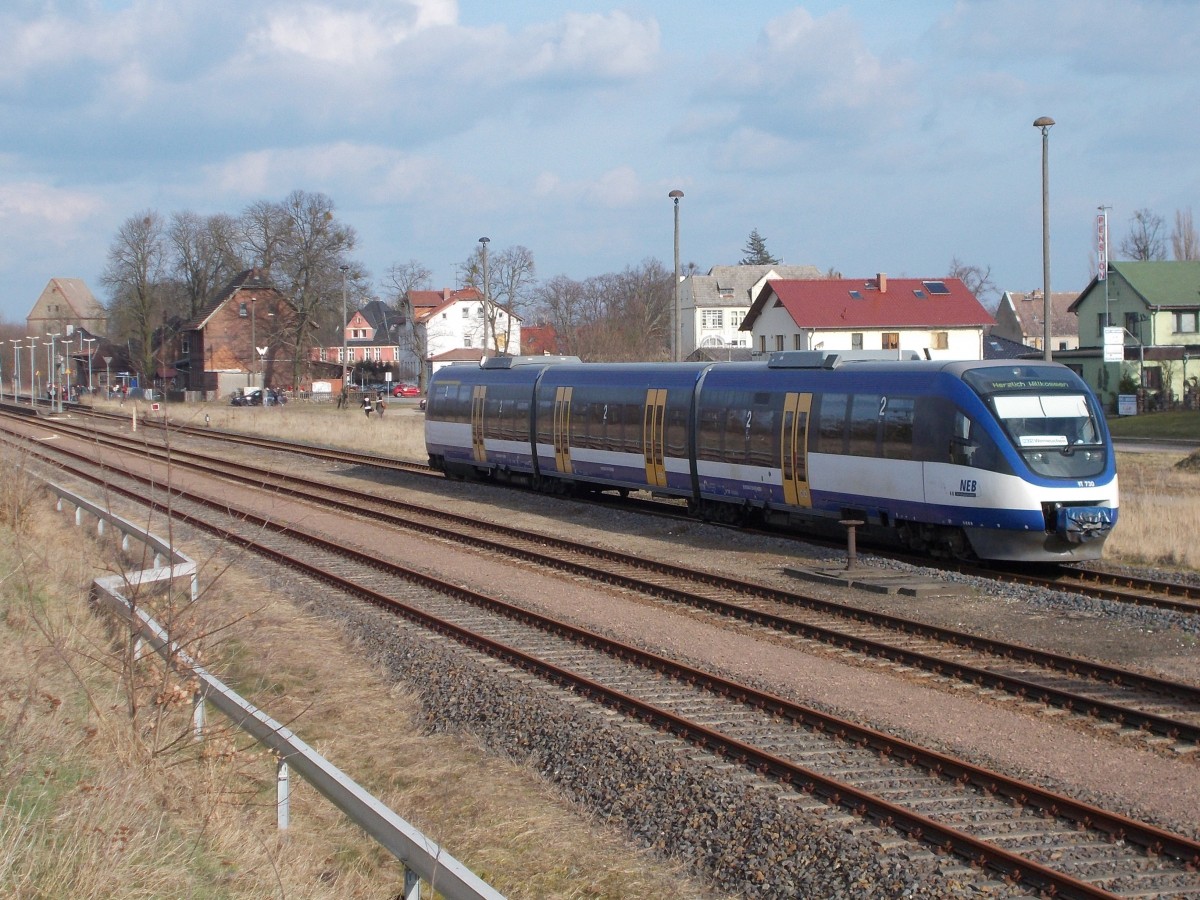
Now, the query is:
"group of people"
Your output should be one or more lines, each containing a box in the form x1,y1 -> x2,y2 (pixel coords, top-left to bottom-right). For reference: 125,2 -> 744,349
362,390 -> 387,418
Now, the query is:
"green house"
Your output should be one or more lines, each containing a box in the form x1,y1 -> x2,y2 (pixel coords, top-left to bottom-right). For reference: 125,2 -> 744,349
1064,260 -> 1200,412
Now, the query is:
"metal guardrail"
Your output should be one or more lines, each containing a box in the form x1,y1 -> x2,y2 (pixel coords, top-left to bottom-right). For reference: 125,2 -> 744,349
48,481 -> 506,900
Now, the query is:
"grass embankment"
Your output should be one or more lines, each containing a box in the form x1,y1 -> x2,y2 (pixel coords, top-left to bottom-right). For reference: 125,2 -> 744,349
0,431 -> 713,898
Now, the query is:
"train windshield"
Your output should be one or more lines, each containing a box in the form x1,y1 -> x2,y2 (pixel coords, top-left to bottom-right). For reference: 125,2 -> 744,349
962,366 -> 1107,479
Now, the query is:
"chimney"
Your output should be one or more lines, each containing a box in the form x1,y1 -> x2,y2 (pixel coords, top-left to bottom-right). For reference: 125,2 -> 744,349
443,288 -> 450,301
877,272 -> 887,293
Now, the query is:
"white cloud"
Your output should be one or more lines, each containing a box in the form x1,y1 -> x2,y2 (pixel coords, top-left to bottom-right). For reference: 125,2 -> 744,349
704,7 -> 918,148
255,0 -> 457,65
0,181 -> 104,227
515,11 -> 660,81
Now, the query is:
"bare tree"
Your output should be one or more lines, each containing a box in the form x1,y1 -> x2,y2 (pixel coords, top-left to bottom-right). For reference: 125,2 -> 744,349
1119,208 -> 1167,260
383,260 -> 432,384
460,243 -> 537,355
237,200 -> 292,275
168,211 -> 244,318
101,211 -> 167,386
267,190 -> 358,390
947,257 -> 998,307
533,274 -> 587,356
1172,209 -> 1200,260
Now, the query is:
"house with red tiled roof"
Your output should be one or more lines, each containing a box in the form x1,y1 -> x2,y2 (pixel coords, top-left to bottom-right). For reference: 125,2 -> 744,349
410,287 -> 521,378
740,273 -> 995,359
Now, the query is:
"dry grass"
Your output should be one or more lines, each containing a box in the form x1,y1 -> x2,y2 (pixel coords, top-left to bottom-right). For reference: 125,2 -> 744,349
0,446 -> 716,898
1108,451 -> 1200,570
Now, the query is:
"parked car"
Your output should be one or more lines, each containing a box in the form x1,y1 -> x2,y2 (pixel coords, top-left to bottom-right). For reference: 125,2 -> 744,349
392,382 -> 421,397
230,389 -> 263,406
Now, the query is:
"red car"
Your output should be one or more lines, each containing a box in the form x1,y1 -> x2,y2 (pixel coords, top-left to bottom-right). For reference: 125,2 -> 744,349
392,382 -> 421,398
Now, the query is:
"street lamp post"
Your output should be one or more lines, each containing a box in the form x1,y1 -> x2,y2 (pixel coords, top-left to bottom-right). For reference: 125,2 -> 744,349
1034,116 -> 1055,362
8,340 -> 20,402
478,237 -> 490,354
82,337 -> 96,396
669,190 -> 684,362
104,356 -> 113,397
340,264 -> 350,398
27,338 -> 38,407
46,333 -> 60,410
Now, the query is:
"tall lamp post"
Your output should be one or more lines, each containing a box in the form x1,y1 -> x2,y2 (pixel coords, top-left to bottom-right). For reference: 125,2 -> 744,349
478,237 -> 490,354
669,190 -> 684,362
82,337 -> 96,395
340,264 -> 350,395
9,339 -> 20,402
27,338 -> 38,407
104,356 -> 113,397
1034,116 -> 1055,362
46,332 -> 60,409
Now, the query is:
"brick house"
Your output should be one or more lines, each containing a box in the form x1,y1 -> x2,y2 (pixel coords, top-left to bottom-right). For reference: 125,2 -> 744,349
740,274 -> 995,359
179,269 -> 294,397
309,298 -> 415,386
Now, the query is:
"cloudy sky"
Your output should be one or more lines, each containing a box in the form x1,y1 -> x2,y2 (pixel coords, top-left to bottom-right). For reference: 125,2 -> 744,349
2,0 -> 1197,324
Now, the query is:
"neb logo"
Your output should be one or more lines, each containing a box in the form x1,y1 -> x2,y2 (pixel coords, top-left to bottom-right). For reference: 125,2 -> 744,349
959,479 -> 977,494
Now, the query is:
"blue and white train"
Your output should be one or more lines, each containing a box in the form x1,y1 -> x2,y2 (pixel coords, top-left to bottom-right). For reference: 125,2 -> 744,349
424,352 -> 1118,562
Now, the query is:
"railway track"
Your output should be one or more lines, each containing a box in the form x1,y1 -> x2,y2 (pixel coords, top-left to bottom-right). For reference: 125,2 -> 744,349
11,416 -> 1200,898
10,412 -> 1200,752
41,400 -> 1200,617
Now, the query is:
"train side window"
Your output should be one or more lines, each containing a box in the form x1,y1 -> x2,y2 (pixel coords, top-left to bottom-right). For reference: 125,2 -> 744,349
815,393 -> 849,454
847,393 -> 881,457
881,396 -> 915,460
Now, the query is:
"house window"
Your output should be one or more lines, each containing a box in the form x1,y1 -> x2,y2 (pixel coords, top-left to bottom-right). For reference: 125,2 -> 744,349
1143,366 -> 1163,390
775,335 -> 785,352
181,338 -> 190,355
319,348 -> 327,362
931,331 -> 949,350
1097,312 -> 1112,331
463,307 -> 470,318
1125,311 -> 1143,335
1173,311 -> 1198,334
793,334 -> 803,350
759,335 -> 767,353
464,337 -> 472,348
851,333 -> 863,350
731,310 -> 746,329
701,309 -> 723,328
1058,340 -> 1068,350
882,332 -> 900,350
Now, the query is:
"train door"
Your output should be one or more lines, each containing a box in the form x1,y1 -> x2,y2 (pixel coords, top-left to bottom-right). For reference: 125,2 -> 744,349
781,392 -> 812,507
643,388 -> 667,488
553,386 -> 573,474
471,385 -> 487,463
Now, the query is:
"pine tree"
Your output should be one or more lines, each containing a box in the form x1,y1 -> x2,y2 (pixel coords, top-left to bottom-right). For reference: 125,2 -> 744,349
740,228 -> 779,265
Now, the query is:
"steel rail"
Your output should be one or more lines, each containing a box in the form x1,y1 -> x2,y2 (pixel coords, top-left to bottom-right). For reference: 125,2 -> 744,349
11,430 -> 1200,898
12,413 -> 1200,747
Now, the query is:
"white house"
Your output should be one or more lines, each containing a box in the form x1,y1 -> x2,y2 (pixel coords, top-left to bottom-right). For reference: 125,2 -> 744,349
410,287 -> 522,377
679,264 -> 821,359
